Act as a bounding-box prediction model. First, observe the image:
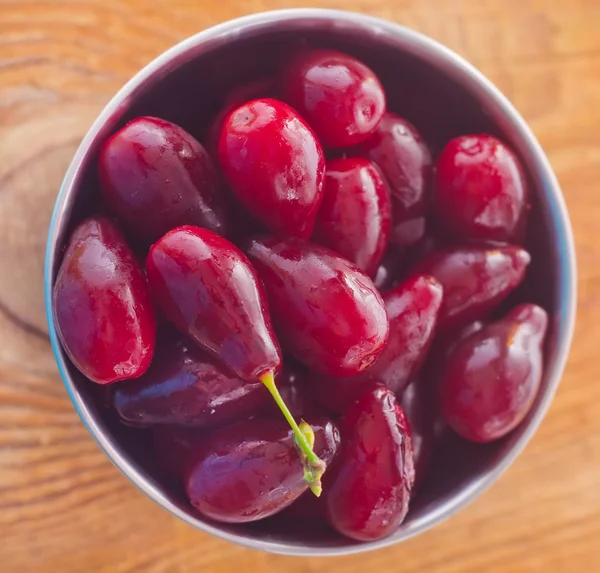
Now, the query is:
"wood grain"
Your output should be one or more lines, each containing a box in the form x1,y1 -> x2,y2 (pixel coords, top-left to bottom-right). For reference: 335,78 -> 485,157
1,0 -> 599,571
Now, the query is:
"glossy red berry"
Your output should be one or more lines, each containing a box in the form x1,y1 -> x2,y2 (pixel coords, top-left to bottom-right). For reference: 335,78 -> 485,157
440,304 -> 548,442
313,157 -> 391,277
218,98 -> 325,238
359,113 -> 432,247
369,274 -> 443,393
185,417 -> 340,523
146,226 -> 281,381
412,245 -> 530,331
99,117 -> 229,246
113,337 -> 269,428
246,237 -> 389,377
53,217 -> 156,384
324,385 -> 414,541
281,49 -> 386,148
434,134 -> 529,242
311,274 -> 442,414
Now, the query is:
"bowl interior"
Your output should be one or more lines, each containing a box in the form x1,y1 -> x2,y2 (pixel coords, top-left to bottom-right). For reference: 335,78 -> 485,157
47,12 -> 574,555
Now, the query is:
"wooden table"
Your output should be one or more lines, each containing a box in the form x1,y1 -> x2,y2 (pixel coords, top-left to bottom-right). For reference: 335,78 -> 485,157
1,1 -> 599,571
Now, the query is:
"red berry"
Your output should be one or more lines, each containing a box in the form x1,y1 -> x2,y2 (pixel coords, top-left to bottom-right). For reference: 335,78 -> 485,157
146,226 -> 281,381
434,134 -> 529,242
369,274 -> 443,393
281,49 -> 386,148
412,245 -> 530,331
218,98 -> 325,238
311,274 -> 443,413
313,157 -> 391,277
359,113 -> 432,247
53,217 -> 156,384
185,417 -> 340,523
324,385 -> 414,541
440,304 -> 548,442
99,117 -> 229,246
246,237 -> 389,378
113,337 -> 269,428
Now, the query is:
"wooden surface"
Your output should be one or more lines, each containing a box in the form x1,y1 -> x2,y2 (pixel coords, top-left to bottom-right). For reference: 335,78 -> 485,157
1,0 -> 599,571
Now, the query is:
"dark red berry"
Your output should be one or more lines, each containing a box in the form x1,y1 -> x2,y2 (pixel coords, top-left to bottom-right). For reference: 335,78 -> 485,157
185,417 -> 340,523
368,274 -> 443,394
146,226 -> 281,381
412,245 -> 530,331
434,134 -> 528,243
246,237 -> 389,378
440,304 -> 548,442
99,117 -> 229,246
359,113 -> 432,247
113,337 -> 269,428
324,386 -> 414,541
313,157 -> 391,277
311,274 -> 442,413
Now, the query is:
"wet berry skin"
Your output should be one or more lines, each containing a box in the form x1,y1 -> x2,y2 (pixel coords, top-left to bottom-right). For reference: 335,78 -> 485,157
368,274 -> 443,394
313,157 -> 391,277
324,385 -> 414,541
99,116 -> 229,246
412,245 -> 530,332
434,134 -> 529,243
218,98 -> 325,239
246,237 -> 389,378
311,274 -> 443,414
281,49 -> 386,148
146,226 -> 281,382
113,337 -> 269,428
440,304 -> 548,443
185,417 -> 340,523
53,217 -> 156,384
359,113 -> 432,247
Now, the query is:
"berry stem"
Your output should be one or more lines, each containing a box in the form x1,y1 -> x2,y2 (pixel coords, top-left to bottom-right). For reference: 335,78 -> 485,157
259,370 -> 326,496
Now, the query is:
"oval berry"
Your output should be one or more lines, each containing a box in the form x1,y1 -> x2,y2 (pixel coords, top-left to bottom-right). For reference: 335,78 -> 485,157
281,49 -> 386,148
440,304 -> 548,442
218,98 -> 325,238
99,117 -> 229,246
434,134 -> 529,242
359,113 -> 432,247
113,337 -> 269,428
185,417 -> 340,523
146,226 -> 281,381
246,237 -> 389,378
313,157 -> 391,277
53,217 -> 156,384
324,385 -> 414,541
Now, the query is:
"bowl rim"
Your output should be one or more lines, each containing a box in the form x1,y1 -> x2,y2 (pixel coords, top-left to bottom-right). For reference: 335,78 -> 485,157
44,7 -> 577,557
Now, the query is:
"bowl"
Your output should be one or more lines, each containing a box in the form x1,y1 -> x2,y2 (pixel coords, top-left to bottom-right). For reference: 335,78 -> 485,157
44,8 -> 576,556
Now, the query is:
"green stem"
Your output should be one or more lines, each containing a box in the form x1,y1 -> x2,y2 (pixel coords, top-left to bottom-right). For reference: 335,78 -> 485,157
259,370 -> 326,497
